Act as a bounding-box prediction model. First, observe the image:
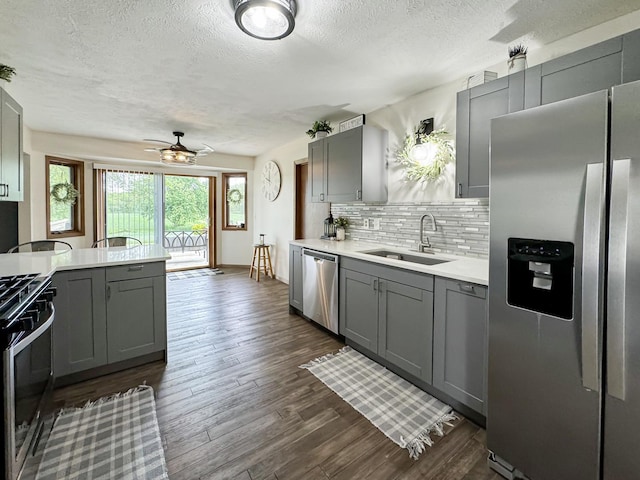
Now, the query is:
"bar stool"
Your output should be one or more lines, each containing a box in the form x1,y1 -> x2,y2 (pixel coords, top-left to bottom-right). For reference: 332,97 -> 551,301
249,244 -> 274,281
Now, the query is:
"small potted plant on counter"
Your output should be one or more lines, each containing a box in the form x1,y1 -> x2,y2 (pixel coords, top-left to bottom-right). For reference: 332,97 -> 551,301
306,120 -> 333,139
508,44 -> 528,73
334,217 -> 349,241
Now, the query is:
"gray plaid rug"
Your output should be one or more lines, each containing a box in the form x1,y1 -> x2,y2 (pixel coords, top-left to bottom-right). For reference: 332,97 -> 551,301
167,268 -> 223,281
35,386 -> 168,480
300,346 -> 455,460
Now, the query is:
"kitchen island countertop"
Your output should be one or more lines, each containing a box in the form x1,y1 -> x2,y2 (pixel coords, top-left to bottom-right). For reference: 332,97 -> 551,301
290,239 -> 488,286
0,244 -> 170,277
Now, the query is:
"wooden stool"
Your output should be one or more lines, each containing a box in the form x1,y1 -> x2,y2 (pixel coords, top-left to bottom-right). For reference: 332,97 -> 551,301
249,244 -> 274,281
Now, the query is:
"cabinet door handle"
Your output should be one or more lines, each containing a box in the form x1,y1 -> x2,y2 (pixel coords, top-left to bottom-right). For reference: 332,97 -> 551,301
458,283 -> 475,294
128,265 -> 144,271
107,285 -> 111,301
0,184 -> 7,197
320,193 -> 325,202
356,189 -> 362,200
373,279 -> 378,291
457,183 -> 463,197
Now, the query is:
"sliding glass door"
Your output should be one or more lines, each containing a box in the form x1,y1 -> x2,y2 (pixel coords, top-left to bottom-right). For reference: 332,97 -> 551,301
164,175 -> 211,270
95,169 -> 214,271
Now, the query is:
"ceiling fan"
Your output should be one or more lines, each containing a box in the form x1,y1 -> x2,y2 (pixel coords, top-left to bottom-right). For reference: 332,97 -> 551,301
144,131 -> 214,165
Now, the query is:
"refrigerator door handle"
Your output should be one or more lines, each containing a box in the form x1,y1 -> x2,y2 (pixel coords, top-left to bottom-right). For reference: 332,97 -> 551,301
581,162 -> 604,392
607,158 -> 631,401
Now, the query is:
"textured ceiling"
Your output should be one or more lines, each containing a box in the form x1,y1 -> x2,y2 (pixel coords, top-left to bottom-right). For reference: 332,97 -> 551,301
2,0 -> 639,157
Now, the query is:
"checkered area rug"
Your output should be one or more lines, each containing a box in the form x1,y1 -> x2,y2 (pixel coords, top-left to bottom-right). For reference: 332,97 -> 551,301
300,346 -> 455,460
167,268 -> 224,281
35,386 -> 168,480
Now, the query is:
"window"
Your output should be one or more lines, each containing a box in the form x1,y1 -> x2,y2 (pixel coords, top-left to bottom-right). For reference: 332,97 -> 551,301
222,173 -> 247,230
46,156 -> 85,238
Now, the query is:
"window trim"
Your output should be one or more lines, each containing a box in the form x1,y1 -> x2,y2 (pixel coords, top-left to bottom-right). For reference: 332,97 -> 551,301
46,156 -> 85,239
222,172 -> 247,231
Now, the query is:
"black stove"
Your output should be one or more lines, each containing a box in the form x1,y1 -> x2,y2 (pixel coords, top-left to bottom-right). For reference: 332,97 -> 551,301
0,273 -> 56,480
0,274 -> 54,349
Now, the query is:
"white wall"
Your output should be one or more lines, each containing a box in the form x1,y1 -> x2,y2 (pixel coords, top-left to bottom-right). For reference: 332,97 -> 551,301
21,130 -> 255,263
254,10 -> 640,283
253,138 -> 308,281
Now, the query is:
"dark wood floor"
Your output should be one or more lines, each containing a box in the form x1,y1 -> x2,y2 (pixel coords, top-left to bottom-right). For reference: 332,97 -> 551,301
51,267 -> 500,480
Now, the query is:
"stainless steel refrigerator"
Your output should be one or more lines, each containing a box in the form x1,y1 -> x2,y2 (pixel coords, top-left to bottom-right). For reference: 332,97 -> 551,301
488,79 -> 640,480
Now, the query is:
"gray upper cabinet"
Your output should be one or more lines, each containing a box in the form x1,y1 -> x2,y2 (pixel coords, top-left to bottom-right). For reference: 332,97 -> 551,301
524,36 -> 623,108
456,27 -> 640,199
308,125 -> 387,203
456,73 -> 524,199
433,278 -> 488,414
106,262 -> 167,363
340,257 -> 434,383
52,268 -> 108,377
289,244 -> 303,311
0,88 -> 24,202
309,138 -> 325,202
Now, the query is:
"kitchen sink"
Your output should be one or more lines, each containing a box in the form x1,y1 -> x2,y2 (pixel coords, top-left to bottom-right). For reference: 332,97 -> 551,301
360,250 -> 450,266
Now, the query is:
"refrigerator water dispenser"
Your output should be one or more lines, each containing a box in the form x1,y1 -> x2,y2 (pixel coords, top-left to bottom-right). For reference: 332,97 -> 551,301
507,238 -> 574,319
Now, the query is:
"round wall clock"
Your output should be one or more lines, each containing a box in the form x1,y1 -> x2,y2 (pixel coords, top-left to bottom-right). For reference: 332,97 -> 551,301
262,160 -> 281,201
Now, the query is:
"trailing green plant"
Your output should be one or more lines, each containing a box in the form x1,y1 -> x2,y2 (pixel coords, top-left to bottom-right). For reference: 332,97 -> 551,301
395,127 -> 455,182
508,44 -> 527,57
0,64 -> 16,82
50,182 -> 79,205
306,120 -> 333,138
334,217 -> 349,228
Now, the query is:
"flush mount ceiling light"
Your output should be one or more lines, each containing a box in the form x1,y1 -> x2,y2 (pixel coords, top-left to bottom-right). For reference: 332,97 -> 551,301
143,132 -> 214,166
234,0 -> 297,40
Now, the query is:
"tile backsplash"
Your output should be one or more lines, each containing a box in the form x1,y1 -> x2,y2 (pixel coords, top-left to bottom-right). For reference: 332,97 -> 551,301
331,200 -> 489,258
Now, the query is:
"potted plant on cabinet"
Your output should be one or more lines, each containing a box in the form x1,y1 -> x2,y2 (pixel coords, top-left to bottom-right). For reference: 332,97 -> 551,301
0,64 -> 16,87
334,217 -> 349,241
306,120 -> 333,139
508,44 -> 528,73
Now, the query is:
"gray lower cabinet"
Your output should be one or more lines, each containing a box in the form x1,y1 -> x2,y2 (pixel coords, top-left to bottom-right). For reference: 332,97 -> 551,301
378,279 -> 433,383
340,258 -> 433,384
289,245 -> 303,310
106,263 -> 167,363
433,278 -> 488,414
52,262 -> 166,379
52,268 -> 108,377
340,268 -> 378,351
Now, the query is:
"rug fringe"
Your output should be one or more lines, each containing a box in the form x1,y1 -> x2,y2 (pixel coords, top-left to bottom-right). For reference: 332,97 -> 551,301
55,384 -> 154,419
401,411 -> 458,460
299,346 -> 351,369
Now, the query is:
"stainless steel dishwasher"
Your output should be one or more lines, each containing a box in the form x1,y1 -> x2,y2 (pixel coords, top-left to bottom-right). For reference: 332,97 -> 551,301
302,248 -> 339,334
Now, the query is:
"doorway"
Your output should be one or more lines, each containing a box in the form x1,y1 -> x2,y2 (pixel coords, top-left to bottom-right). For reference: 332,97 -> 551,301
95,169 -> 216,271
164,175 -> 215,271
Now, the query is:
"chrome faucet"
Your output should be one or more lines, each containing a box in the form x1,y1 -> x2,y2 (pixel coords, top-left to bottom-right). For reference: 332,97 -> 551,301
419,214 -> 437,252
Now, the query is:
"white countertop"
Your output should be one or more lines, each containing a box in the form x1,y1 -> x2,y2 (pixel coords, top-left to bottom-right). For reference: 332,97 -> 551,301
0,244 -> 170,277
290,239 -> 488,286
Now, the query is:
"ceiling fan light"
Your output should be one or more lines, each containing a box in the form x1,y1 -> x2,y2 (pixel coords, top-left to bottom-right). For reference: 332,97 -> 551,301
234,0 -> 296,40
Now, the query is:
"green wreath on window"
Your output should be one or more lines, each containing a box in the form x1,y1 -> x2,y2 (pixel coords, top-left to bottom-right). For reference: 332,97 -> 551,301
50,182 -> 79,205
227,188 -> 243,205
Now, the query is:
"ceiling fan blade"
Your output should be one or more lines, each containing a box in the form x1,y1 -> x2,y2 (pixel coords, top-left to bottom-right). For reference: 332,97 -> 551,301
144,147 -> 161,152
196,143 -> 215,156
143,139 -> 173,145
